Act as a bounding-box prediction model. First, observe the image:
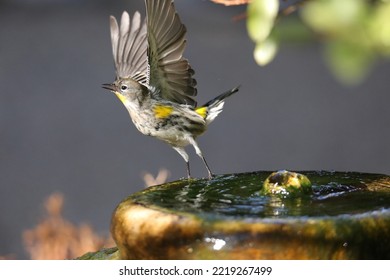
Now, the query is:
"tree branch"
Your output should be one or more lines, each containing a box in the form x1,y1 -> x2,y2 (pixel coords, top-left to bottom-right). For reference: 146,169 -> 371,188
211,0 -> 313,17
211,0 -> 250,6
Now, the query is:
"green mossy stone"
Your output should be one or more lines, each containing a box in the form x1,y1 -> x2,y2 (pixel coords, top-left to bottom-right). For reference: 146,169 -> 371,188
262,170 -> 312,196
76,247 -> 119,260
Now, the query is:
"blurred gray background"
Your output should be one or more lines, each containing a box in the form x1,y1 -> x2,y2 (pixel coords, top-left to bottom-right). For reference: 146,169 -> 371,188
1,0 -> 389,259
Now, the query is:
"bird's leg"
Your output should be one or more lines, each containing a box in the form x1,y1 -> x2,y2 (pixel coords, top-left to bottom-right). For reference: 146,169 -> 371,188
173,146 -> 191,179
189,138 -> 214,180
185,161 -> 191,179
200,155 -> 213,180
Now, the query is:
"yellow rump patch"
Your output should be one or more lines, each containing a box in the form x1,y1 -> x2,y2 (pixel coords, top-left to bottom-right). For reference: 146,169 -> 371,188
195,107 -> 207,119
115,93 -> 127,104
154,105 -> 173,119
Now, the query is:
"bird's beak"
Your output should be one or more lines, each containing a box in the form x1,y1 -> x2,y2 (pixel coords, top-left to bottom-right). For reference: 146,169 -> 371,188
102,83 -> 117,92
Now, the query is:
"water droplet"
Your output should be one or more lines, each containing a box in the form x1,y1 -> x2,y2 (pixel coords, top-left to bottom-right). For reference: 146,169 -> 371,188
205,237 -> 226,251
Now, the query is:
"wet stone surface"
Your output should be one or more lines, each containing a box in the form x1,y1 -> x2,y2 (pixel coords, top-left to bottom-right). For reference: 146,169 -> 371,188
87,171 -> 390,259
131,171 -> 390,219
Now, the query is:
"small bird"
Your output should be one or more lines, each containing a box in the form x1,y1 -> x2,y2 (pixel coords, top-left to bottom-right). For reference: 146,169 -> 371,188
103,0 -> 239,179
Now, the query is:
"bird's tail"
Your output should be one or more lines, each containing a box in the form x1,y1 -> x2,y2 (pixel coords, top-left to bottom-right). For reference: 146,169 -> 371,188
195,86 -> 240,125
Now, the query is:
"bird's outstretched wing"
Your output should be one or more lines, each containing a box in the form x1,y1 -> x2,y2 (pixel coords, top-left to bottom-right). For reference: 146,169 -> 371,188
109,0 -> 197,106
110,11 -> 148,85
146,0 -> 197,106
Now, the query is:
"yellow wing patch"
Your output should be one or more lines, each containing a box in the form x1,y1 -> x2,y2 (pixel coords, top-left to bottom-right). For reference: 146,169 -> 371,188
154,105 -> 174,119
195,107 -> 207,119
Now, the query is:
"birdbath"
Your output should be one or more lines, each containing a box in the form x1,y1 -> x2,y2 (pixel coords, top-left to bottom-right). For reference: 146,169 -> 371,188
79,170 -> 390,260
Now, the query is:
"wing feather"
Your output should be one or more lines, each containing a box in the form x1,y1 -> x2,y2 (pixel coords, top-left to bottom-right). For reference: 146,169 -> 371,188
110,11 -> 148,84
109,0 -> 197,105
146,0 -> 197,106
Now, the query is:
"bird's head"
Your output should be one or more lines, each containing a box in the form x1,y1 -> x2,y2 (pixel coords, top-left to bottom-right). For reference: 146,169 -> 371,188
102,78 -> 144,105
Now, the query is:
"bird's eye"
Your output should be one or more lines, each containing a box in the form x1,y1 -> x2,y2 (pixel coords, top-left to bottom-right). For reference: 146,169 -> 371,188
121,85 -> 128,91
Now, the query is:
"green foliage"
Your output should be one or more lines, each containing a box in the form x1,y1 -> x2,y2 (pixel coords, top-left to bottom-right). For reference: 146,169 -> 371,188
253,37 -> 278,65
246,0 -> 390,85
247,0 -> 279,65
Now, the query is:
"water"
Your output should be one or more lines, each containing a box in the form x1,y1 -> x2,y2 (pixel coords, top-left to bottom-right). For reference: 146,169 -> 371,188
131,171 -> 390,219
109,171 -> 390,259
